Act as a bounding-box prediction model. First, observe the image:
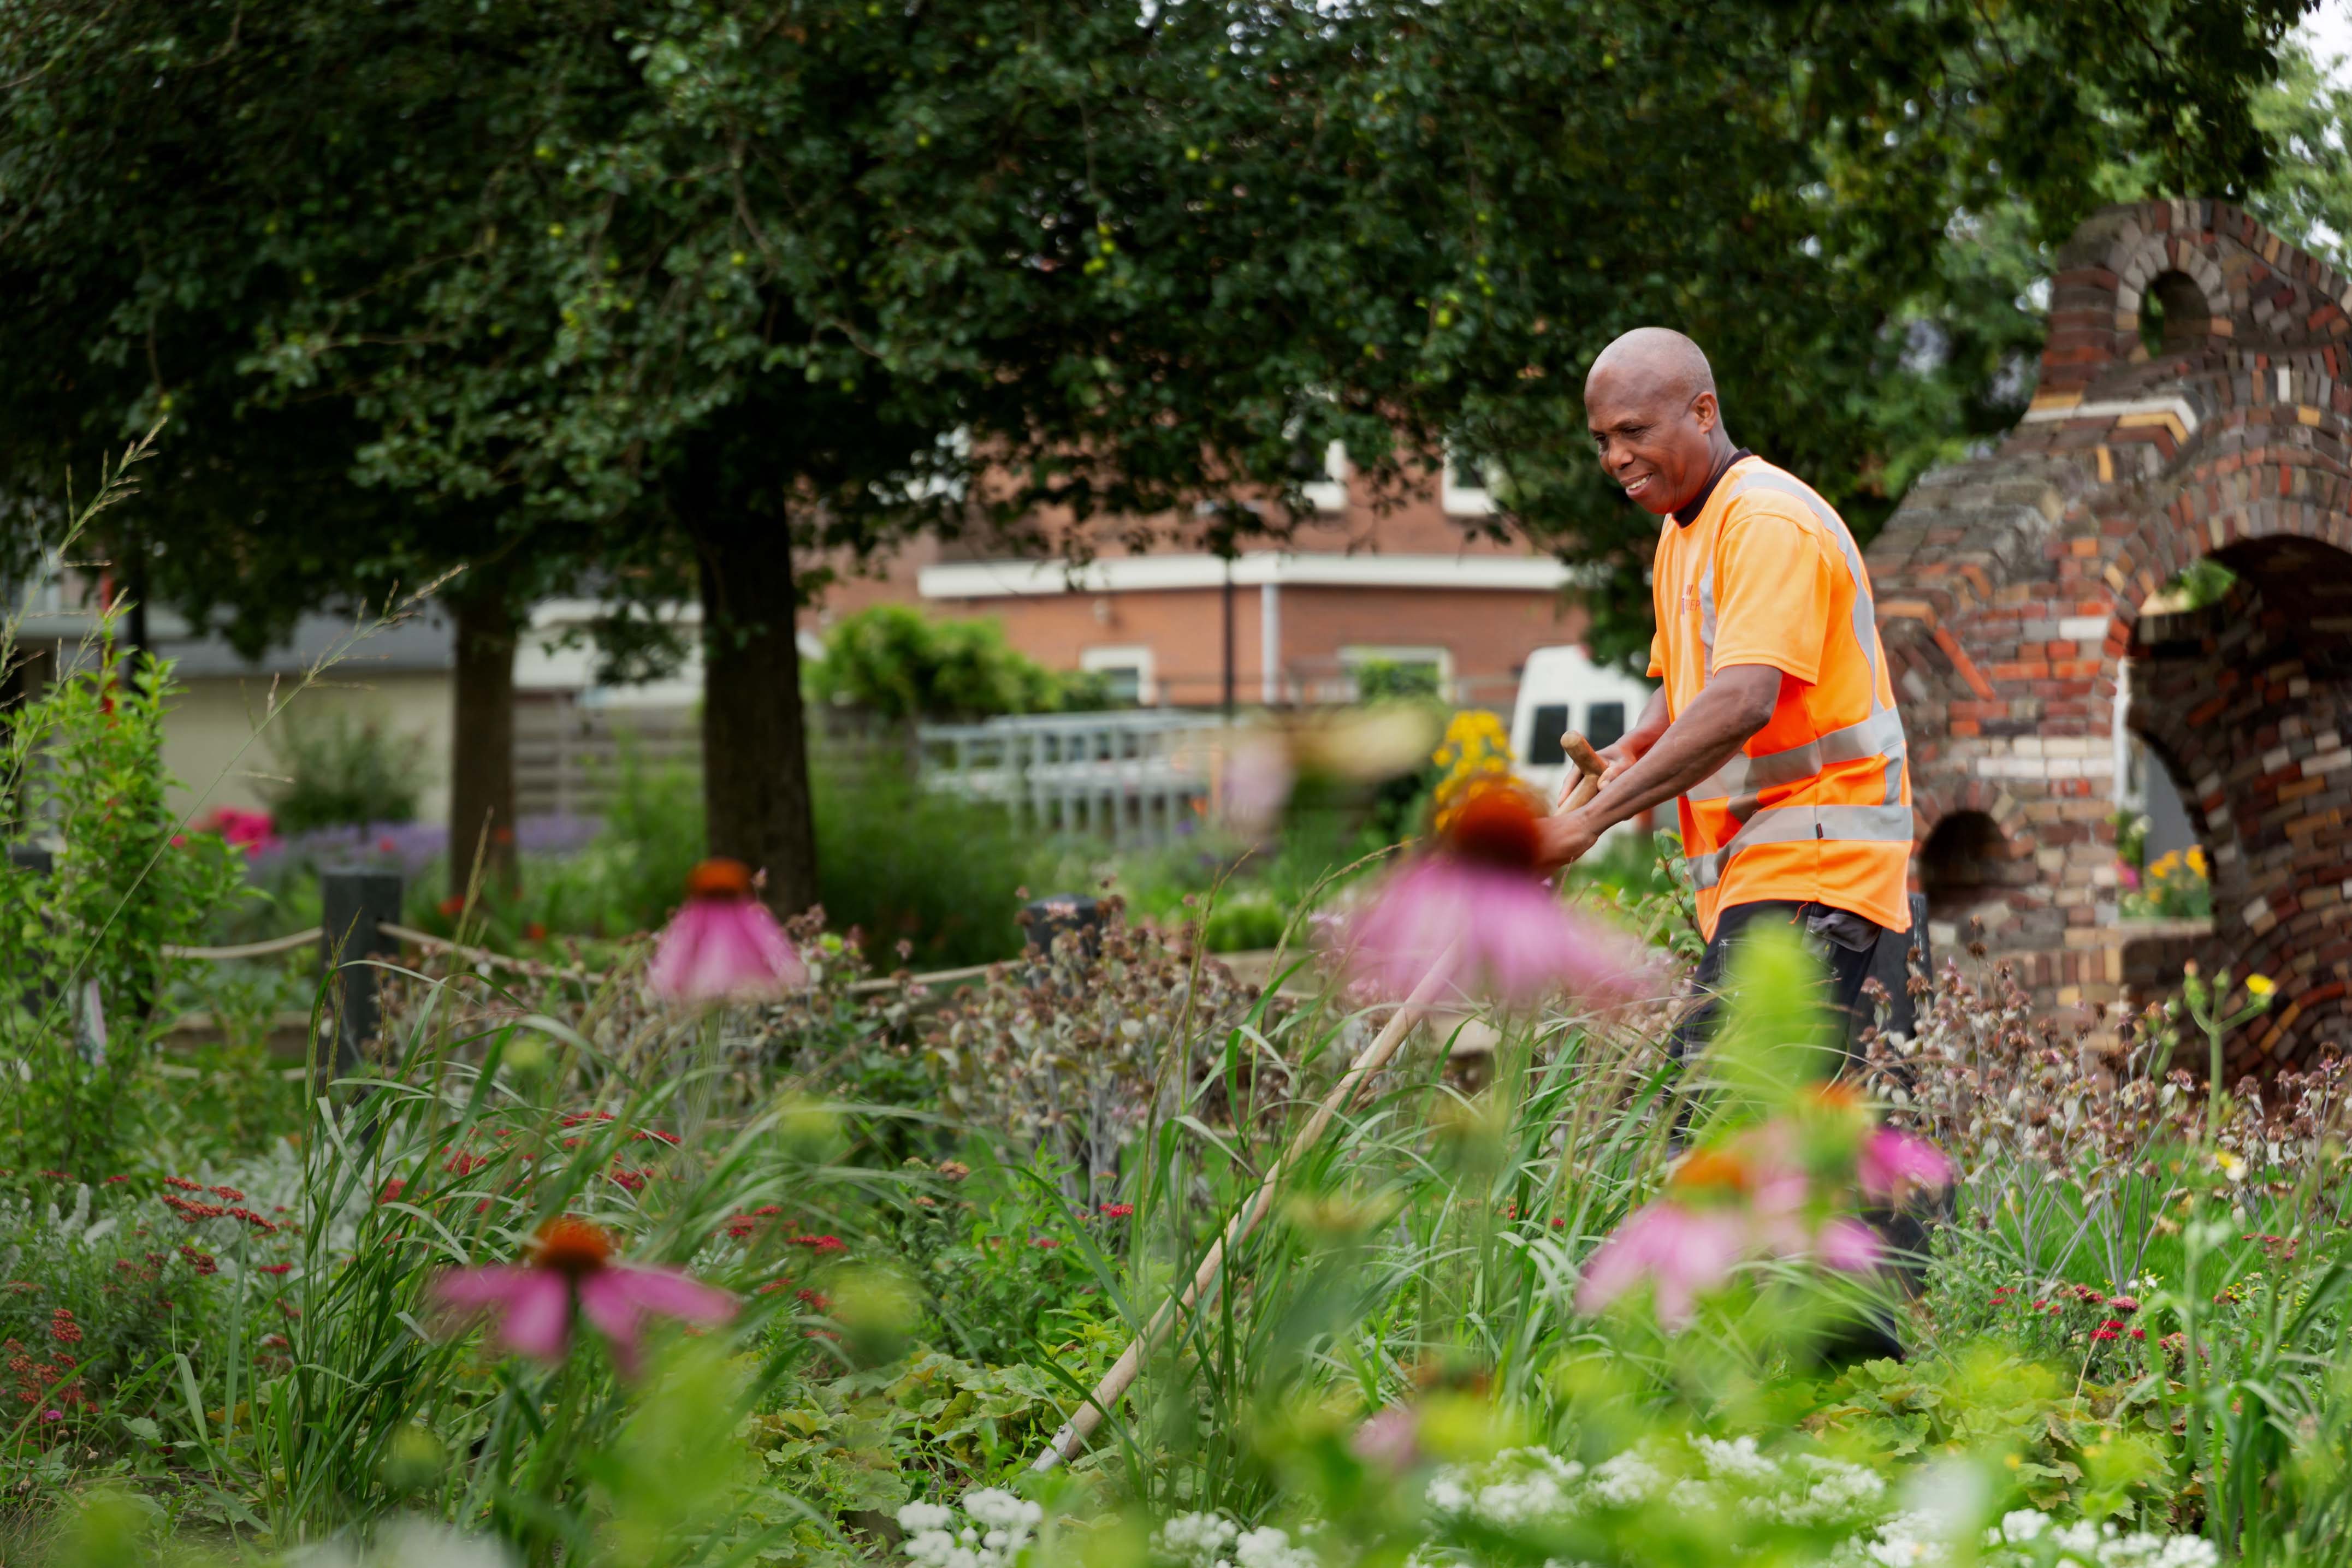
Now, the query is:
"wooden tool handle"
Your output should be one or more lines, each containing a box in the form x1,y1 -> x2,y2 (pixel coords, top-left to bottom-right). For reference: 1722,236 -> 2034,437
1028,943 -> 1461,1472
1561,731 -> 1606,811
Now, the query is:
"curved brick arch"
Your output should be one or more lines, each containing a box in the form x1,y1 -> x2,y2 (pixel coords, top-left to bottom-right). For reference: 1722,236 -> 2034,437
1867,200 -> 2352,1071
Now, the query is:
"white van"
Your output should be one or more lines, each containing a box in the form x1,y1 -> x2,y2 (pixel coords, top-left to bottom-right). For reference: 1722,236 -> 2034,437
1508,645 -> 1657,802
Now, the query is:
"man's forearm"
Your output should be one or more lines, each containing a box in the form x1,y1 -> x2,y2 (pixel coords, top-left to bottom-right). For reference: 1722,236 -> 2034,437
1573,669 -> 1776,832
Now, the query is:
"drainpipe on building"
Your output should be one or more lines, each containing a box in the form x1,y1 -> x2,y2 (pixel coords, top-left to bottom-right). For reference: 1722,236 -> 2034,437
1222,554 -> 1235,717
1259,581 -> 1281,707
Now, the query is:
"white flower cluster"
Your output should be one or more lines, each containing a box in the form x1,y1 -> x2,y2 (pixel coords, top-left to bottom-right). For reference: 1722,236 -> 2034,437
1426,1438 -> 1887,1539
898,1490 -> 1045,1568
1417,1440 -> 2213,1568
1152,1512 -> 1319,1568
1852,1508 -> 2220,1568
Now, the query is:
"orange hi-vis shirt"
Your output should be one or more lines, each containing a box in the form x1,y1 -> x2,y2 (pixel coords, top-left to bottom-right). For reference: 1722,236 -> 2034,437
1648,454 -> 1913,941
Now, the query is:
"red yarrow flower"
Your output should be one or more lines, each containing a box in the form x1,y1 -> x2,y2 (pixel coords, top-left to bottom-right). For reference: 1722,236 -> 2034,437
1340,785 -> 1656,1006
428,1215 -> 734,1378
2092,1329 -> 2120,1341
647,859 -> 808,1003
1099,1203 -> 1135,1219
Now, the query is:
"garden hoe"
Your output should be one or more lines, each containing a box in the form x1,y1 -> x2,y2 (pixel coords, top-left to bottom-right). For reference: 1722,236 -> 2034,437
1029,734 -> 1609,1471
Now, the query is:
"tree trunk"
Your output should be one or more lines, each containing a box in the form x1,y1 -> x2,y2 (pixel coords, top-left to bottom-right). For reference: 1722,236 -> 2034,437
449,589 -> 519,900
696,520 -> 817,916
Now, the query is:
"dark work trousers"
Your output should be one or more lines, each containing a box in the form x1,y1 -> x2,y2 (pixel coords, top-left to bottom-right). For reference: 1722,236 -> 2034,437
1664,896 -> 1911,1364
1665,898 -> 1888,1078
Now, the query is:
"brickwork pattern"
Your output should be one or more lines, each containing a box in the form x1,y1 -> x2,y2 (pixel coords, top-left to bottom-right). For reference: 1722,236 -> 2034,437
1868,199 -> 2352,1073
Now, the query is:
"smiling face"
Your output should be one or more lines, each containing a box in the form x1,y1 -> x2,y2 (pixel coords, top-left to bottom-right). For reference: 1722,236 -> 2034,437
1583,332 -> 1726,516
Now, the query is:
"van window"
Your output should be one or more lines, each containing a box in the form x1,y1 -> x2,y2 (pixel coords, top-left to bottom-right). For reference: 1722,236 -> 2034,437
1584,702 -> 1626,752
1527,704 -> 1569,765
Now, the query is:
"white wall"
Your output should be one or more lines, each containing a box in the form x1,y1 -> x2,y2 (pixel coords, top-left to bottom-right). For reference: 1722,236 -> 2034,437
163,671 -> 454,824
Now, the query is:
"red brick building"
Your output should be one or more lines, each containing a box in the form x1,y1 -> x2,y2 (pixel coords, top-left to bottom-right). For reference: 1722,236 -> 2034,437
804,457 -> 1587,711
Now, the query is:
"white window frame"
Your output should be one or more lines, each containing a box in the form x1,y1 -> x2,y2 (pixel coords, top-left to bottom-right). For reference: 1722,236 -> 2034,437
1081,644 -> 1157,705
1339,644 -> 1454,702
1301,440 -> 1349,514
1441,449 -> 1499,517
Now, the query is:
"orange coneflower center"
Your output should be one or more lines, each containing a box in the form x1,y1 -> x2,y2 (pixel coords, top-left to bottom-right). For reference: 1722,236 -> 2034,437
1443,785 -> 1544,871
1805,1080 -> 1863,1113
531,1215 -> 613,1277
1668,1148 -> 1751,1199
686,857 -> 755,901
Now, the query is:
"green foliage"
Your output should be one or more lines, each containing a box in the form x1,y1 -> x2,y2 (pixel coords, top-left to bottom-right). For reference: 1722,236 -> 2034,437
263,712 -> 426,834
0,0 -> 2310,685
811,754 -> 1045,967
0,1180 -> 216,1438
2249,39 -> 2352,272
1199,891 -> 1286,954
1809,1350 -> 2182,1525
0,646 -> 247,1176
809,607 -> 1080,726
1352,658 -> 1443,704
749,1350 -> 1073,1554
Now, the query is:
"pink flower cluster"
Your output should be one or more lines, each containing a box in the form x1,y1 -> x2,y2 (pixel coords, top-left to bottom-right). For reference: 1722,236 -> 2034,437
1577,1120 -> 1953,1330
430,1215 -> 733,1378
647,858 -> 808,1003
189,806 -> 279,858
1340,785 -> 1657,1006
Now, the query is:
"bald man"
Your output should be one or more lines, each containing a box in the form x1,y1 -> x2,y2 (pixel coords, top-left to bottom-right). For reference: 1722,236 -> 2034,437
1536,328 -> 1913,1072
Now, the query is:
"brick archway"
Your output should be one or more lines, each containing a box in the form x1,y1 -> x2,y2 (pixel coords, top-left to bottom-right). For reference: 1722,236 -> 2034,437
1868,200 -> 2352,1073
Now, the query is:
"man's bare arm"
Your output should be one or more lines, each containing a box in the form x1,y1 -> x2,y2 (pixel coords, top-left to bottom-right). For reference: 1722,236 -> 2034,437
1535,663 -> 1780,870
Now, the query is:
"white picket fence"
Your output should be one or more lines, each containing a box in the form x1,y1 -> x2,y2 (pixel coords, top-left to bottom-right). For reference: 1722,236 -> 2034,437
513,697 -> 1225,847
916,710 -> 1227,846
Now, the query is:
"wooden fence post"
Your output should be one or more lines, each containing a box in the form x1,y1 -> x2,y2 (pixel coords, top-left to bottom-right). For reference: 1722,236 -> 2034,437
318,868 -> 403,1094
8,845 -> 54,1018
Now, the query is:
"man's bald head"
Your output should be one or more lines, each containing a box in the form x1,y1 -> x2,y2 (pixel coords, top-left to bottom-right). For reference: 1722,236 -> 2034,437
1584,327 -> 1735,517
1585,327 -> 1717,407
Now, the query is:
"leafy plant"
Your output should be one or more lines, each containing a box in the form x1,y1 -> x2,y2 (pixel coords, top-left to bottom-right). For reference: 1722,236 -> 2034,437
263,712 -> 426,834
0,644 -> 248,1177
809,608 -> 1087,727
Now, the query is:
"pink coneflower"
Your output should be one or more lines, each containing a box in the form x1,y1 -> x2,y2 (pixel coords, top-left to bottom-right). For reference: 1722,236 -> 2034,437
1352,1405 -> 1420,1473
1857,1128 -> 1954,1202
1342,786 -> 1654,1006
428,1215 -> 734,1377
1574,1198 -> 1750,1328
647,859 -> 808,1003
1577,1141 -> 1881,1329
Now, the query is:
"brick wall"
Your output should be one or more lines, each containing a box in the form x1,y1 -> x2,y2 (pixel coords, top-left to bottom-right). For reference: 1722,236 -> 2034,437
1869,198 -> 2352,1072
801,467 -> 1588,714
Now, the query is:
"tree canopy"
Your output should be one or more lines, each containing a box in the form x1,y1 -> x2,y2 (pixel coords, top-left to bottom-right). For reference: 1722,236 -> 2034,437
0,0 -> 2313,898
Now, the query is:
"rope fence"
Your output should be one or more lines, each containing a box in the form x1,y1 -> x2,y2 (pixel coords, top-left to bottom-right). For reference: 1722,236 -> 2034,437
173,918 -> 1005,996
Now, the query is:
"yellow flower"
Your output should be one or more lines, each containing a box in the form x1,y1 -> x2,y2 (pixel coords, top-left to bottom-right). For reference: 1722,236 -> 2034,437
2245,973 -> 2276,999
2185,846 -> 2208,877
2215,1150 -> 2247,1182
1429,710 -> 1519,831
